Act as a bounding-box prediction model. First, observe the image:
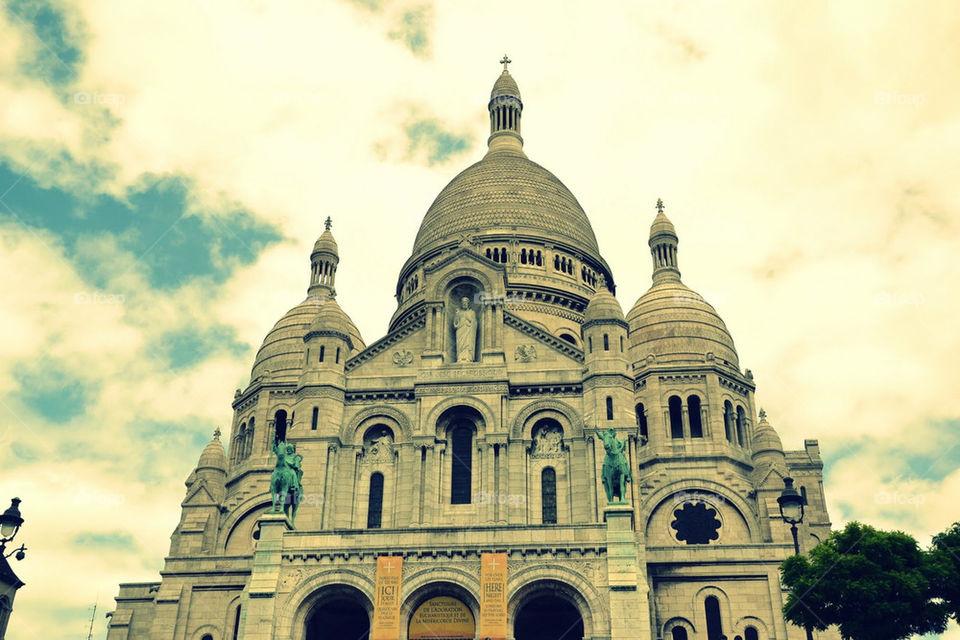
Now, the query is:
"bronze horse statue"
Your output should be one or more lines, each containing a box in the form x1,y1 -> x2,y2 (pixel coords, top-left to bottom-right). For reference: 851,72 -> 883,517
271,439 -> 304,526
595,427 -> 631,503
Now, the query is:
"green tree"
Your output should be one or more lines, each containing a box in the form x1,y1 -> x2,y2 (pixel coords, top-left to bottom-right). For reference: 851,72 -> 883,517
780,521 -> 949,640
932,522 -> 960,623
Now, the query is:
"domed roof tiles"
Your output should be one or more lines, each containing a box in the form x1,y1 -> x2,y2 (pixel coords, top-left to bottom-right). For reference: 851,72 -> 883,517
410,152 -> 602,264
251,295 -> 364,381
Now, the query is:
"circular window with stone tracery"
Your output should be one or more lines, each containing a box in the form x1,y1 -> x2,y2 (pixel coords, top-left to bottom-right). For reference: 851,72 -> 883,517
670,501 -> 722,544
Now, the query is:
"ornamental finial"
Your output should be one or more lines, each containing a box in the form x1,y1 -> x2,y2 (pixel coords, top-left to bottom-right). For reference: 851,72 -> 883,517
656,198 -> 665,214
213,427 -> 221,439
500,54 -> 511,71
758,408 -> 767,421
324,216 -> 332,231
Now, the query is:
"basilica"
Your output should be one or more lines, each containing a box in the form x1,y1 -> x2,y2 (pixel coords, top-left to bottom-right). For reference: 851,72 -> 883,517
108,61 -> 835,640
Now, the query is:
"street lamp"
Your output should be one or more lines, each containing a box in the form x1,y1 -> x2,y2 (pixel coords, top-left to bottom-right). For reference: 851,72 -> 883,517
778,478 -> 813,640
0,497 -> 26,561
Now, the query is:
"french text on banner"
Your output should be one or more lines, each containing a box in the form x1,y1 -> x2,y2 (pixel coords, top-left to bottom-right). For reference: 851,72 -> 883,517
371,555 -> 403,640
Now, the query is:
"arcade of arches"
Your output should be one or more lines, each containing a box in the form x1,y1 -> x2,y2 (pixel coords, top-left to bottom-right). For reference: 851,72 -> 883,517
302,585 -> 585,640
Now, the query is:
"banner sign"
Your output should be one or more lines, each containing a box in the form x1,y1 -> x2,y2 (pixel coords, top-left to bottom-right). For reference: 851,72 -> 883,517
409,596 -> 475,639
371,555 -> 403,640
479,552 -> 508,640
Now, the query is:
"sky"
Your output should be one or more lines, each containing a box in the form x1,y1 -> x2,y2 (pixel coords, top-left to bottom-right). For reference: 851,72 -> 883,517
0,0 -> 958,638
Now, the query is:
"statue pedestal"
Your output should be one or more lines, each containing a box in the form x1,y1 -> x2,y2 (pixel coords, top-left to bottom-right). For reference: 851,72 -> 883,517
603,503 -> 651,639
240,512 -> 292,640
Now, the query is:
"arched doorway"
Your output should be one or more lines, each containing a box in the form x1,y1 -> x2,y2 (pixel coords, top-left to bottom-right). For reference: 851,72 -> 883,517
304,593 -> 370,640
514,594 -> 584,640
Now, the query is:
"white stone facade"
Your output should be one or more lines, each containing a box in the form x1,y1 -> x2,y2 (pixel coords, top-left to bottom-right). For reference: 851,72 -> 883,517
108,64 -> 837,640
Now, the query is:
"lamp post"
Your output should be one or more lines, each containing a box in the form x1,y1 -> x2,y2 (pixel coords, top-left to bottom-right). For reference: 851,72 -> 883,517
778,478 -> 813,640
0,498 -> 26,561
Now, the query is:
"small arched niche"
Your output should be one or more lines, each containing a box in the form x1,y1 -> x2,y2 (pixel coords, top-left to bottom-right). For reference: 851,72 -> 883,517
446,278 -> 482,364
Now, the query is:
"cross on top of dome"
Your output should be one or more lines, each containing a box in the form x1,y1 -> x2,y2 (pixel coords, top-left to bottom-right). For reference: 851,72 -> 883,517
325,216 -> 332,231
500,54 -> 511,70
656,198 -> 665,214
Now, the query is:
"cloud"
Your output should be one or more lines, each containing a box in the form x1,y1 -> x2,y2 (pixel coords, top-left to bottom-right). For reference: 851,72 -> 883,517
0,1 -> 957,638
389,5 -> 432,57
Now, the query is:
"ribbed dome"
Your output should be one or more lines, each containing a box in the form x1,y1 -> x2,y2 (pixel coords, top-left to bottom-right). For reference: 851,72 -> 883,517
584,282 -> 624,323
650,211 -> 677,239
410,151 -> 602,263
752,410 -> 785,457
307,300 -> 359,339
627,280 -> 739,368
251,295 -> 365,381
491,70 -> 520,99
197,433 -> 227,472
312,229 -> 338,255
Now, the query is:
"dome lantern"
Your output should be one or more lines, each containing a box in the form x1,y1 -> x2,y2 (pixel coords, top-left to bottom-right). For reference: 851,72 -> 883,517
487,55 -> 524,155
649,198 -> 680,284
309,217 -> 339,297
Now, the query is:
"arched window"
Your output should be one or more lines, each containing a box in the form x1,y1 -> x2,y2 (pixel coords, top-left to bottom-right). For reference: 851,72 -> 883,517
233,604 -> 242,640
620,335 -> 624,352
554,255 -> 560,270
671,628 -> 689,640
336,347 -> 341,363
723,401 -> 735,442
274,410 -> 287,444
311,407 -> 319,431
367,472 -> 384,528
450,425 -> 472,504
606,396 -> 614,421
635,403 -> 648,442
705,595 -> 724,640
201,635 -> 213,640
486,248 -> 492,259
800,485 -> 808,505
669,396 -> 684,438
319,345 -> 325,362
603,334 -> 610,351
558,333 -> 577,345
744,627 -> 759,640
236,422 -> 246,462
246,417 -> 255,458
688,395 -> 703,438
541,467 -> 557,524
588,336 -> 593,353
501,246 -> 507,263
521,248 -> 527,264
536,250 -> 542,266
736,406 -> 746,446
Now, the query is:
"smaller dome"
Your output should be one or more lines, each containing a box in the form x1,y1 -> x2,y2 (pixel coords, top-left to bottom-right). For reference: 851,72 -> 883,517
752,410 -> 785,457
491,70 -> 520,100
197,431 -> 227,472
649,211 -> 677,241
307,299 -> 360,343
251,295 -> 365,381
627,280 -> 739,367
312,217 -> 338,255
584,280 -> 625,324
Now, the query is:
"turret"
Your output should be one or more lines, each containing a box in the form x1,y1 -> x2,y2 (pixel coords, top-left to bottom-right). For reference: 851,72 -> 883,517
486,55 -> 525,156
582,277 -> 632,429
309,217 -> 339,297
170,429 -> 226,556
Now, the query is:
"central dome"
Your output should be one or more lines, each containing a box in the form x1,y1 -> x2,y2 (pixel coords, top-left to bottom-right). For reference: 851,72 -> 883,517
410,150 -> 602,262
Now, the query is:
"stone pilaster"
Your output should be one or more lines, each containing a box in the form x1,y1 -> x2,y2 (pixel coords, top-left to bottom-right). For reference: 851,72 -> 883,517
240,512 -> 291,640
604,503 -> 652,639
